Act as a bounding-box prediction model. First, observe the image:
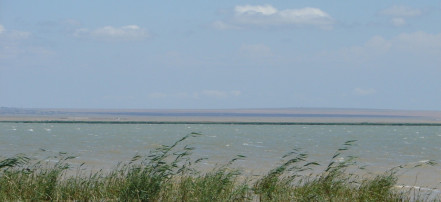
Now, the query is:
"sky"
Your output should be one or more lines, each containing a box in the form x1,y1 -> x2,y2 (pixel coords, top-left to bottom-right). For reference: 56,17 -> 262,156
1,1 -> 440,110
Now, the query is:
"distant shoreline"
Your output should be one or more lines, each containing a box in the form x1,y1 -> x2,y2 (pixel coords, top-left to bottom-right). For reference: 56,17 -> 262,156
2,107 -> 441,125
2,120 -> 441,126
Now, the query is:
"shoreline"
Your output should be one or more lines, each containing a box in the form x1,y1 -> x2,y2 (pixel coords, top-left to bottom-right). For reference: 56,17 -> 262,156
2,120 -> 441,126
2,107 -> 441,124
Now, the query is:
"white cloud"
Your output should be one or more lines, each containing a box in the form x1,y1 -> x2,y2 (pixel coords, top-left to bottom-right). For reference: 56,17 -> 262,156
92,25 -> 145,38
235,5 -> 278,16
74,25 -> 149,40
353,88 -> 377,96
0,25 -> 4,34
215,5 -> 334,30
380,5 -> 422,17
278,7 -> 332,25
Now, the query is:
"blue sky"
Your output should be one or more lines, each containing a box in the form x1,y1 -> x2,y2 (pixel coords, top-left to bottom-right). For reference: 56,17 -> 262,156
1,1 -> 440,110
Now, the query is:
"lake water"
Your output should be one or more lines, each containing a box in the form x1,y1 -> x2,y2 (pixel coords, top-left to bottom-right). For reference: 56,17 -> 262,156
1,122 -> 441,188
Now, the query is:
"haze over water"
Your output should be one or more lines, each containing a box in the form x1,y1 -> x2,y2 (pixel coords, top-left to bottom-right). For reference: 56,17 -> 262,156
1,122 -> 441,188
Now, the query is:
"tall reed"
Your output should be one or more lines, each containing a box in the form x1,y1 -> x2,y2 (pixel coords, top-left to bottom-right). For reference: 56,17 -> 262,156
0,133 -> 438,201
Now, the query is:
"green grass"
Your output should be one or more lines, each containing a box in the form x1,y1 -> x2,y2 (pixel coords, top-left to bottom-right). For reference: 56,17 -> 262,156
0,133 -> 438,201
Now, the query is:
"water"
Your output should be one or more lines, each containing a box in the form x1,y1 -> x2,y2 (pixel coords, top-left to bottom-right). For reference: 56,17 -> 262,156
1,123 -> 441,187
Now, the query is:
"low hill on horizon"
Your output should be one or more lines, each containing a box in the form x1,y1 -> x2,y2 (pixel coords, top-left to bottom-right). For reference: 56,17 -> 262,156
2,107 -> 441,124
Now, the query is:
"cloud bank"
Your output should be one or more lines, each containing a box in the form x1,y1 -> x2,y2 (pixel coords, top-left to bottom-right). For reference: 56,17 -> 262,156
214,5 -> 334,30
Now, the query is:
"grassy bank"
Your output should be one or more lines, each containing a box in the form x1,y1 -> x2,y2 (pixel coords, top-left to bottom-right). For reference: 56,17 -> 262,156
0,133 -> 438,201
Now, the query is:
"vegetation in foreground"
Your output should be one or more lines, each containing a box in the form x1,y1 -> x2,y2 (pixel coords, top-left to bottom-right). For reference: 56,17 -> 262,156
0,133 -> 438,201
